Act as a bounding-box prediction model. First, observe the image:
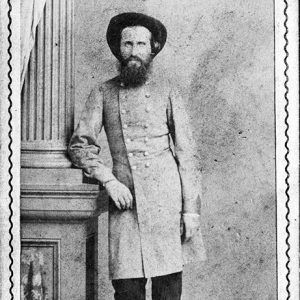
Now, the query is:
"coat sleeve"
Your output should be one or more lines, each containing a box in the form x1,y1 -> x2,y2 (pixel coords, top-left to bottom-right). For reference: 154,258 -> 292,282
167,87 -> 202,214
68,86 -> 117,184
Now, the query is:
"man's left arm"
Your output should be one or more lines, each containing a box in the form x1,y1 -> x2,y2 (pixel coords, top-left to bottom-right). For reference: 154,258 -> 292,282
167,87 -> 202,240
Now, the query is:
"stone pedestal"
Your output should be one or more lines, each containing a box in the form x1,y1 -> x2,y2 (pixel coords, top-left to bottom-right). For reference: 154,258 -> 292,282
20,168 -> 103,300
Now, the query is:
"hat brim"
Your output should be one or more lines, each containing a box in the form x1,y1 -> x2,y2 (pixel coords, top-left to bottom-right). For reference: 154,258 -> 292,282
106,12 -> 167,60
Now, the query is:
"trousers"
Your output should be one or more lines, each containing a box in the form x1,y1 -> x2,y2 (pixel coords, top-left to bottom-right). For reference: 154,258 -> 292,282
112,272 -> 182,300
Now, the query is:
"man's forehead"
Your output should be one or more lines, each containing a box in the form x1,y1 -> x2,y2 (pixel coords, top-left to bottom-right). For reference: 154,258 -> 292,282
121,26 -> 152,40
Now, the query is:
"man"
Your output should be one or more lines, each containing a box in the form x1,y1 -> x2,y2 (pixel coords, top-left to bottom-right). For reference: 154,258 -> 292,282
68,12 -> 205,300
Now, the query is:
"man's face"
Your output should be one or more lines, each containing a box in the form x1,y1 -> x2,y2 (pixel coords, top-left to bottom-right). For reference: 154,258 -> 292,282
120,26 -> 152,65
119,26 -> 153,87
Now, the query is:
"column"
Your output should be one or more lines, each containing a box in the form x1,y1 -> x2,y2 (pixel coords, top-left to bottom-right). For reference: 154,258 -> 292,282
20,1 -> 101,298
21,0 -> 74,168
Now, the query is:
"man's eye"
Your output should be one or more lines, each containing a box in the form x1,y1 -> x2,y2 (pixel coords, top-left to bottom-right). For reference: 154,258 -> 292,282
138,42 -> 146,46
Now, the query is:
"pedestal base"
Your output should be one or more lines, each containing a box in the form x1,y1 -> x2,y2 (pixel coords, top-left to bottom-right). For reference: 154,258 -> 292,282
21,167 -> 103,300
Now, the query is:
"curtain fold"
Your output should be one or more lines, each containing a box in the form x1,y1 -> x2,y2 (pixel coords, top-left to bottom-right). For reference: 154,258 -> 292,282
21,0 -> 46,86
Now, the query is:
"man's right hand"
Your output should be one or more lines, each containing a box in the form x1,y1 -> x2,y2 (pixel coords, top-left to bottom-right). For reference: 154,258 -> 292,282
105,180 -> 133,210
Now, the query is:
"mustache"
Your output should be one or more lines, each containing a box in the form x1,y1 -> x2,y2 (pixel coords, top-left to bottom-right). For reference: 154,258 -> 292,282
122,56 -> 144,66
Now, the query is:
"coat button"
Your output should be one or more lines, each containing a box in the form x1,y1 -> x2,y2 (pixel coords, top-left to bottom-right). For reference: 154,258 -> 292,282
121,109 -> 126,114
144,151 -> 149,156
126,138 -> 132,143
144,137 -> 149,143
145,93 -> 150,98
144,123 -> 149,128
123,124 -> 128,129
132,165 -> 137,170
145,162 -> 150,168
128,153 -> 133,157
145,106 -> 151,112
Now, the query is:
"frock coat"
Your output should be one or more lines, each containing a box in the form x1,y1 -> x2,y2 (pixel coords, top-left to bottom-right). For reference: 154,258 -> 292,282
68,74 -> 206,279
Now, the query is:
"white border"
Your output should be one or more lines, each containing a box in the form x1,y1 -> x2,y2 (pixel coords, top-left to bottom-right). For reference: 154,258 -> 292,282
0,0 -> 299,299
275,0 -> 299,299
0,1 -> 20,299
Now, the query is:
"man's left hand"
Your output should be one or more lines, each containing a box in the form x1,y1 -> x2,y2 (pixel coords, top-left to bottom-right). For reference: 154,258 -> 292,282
181,213 -> 201,242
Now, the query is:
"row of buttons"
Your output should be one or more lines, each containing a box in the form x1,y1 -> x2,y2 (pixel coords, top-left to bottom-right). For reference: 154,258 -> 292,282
122,93 -> 151,101
131,162 -> 151,170
121,106 -> 151,114
120,86 -> 151,99
119,84 -> 152,171
128,151 -> 149,158
122,92 -> 151,98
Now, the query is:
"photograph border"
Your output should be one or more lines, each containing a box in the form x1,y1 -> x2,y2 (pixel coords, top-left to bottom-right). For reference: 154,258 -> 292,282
0,0 -> 299,299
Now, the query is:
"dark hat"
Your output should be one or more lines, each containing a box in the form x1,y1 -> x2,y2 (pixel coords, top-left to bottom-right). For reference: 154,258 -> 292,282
106,12 -> 167,60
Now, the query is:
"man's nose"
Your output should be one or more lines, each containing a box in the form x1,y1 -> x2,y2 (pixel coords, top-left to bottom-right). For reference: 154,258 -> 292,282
131,45 -> 139,56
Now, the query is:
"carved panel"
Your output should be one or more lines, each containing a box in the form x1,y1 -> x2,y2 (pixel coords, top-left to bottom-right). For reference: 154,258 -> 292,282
21,240 -> 60,300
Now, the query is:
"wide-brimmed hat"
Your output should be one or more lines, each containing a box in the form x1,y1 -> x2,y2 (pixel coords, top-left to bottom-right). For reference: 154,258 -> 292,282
106,12 -> 167,60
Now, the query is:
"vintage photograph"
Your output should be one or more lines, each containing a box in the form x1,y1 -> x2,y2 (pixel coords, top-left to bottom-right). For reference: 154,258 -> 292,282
0,0 -> 299,299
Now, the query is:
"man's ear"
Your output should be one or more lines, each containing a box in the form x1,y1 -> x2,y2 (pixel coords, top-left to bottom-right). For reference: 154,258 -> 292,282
154,41 -> 161,52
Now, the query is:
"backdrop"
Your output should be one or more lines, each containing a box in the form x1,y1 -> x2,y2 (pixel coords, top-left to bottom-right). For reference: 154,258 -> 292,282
74,0 -> 275,299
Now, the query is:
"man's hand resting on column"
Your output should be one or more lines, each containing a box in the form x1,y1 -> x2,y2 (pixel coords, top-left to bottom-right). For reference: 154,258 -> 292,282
105,180 -> 133,210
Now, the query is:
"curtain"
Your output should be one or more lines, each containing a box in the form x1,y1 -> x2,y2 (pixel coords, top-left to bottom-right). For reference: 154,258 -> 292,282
21,0 -> 46,86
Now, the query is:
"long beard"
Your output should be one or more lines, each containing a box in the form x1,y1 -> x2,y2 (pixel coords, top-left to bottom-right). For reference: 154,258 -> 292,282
119,56 -> 152,87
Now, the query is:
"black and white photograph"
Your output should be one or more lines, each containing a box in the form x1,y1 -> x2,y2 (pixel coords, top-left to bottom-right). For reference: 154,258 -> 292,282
0,0 -> 299,299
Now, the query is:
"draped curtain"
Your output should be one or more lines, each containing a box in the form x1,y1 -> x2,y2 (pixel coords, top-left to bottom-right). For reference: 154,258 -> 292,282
21,0 -> 46,86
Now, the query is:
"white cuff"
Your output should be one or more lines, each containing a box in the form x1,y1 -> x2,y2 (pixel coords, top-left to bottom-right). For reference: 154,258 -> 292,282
103,179 -> 117,188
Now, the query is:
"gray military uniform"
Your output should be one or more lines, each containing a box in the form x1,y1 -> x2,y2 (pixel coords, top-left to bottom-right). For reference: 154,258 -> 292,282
68,73 -> 206,279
